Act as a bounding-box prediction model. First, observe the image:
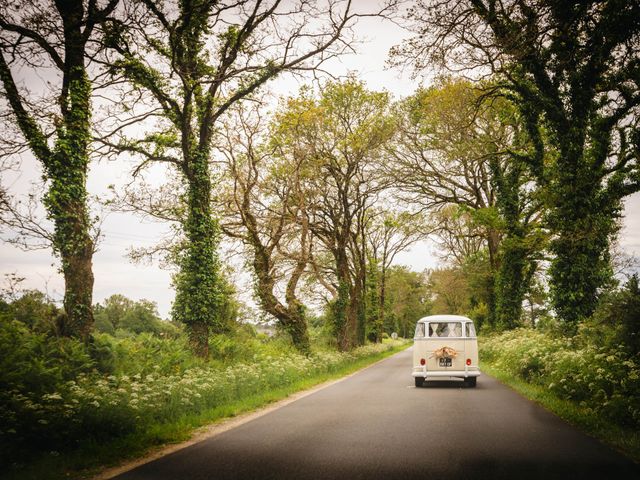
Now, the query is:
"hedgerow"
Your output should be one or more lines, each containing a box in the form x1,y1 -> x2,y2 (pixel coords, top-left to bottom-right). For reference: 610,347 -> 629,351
481,328 -> 640,427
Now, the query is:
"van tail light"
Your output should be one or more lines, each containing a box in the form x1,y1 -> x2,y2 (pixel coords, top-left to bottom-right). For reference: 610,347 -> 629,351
420,358 -> 426,366
466,358 -> 472,366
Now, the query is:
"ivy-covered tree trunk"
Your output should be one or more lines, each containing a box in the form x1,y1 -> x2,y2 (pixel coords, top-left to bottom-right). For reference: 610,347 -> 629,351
491,160 -> 540,331
49,72 -> 95,338
547,159 -> 617,332
172,152 -> 223,357
365,257 -> 381,342
354,229 -> 367,346
351,274 -> 366,346
283,221 -> 312,353
280,299 -> 311,354
484,230 -> 501,328
0,0 -> 110,340
378,262 -> 387,340
48,139 -> 95,339
332,246 -> 354,351
495,237 -> 536,330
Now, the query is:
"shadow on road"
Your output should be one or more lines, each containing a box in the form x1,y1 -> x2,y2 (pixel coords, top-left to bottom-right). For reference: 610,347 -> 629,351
417,379 -> 473,389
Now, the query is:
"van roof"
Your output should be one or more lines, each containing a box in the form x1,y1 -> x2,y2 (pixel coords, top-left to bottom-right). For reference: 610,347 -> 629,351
416,314 -> 473,323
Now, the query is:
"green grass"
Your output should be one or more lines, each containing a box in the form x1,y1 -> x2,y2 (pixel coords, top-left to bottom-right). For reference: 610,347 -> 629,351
481,360 -> 640,463
4,341 -> 409,480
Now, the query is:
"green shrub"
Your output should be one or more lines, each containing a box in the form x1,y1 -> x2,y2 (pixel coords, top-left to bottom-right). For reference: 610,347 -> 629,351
0,320 -> 96,395
583,275 -> 640,355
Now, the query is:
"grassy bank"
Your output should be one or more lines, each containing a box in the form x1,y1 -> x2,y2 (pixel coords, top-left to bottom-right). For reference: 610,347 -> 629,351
480,329 -> 640,463
2,335 -> 408,480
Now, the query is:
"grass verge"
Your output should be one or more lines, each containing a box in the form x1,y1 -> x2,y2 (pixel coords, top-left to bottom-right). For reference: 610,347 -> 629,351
481,361 -> 640,463
5,341 -> 409,480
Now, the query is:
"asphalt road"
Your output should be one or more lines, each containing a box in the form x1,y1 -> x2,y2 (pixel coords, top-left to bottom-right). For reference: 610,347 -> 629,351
114,347 -> 639,480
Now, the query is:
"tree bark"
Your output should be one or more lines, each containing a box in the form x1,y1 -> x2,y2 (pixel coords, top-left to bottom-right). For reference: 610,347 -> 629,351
0,0 -> 98,340
172,151 -> 222,356
333,245 -> 354,351
378,262 -> 387,342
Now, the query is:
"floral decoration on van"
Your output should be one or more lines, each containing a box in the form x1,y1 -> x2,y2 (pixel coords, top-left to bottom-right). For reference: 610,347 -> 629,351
431,346 -> 458,359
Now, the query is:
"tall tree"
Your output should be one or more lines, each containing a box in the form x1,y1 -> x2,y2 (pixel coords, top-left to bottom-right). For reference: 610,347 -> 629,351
218,104 -> 311,353
272,79 -> 395,350
102,0 -> 367,356
395,0 -> 640,331
390,79 -> 501,323
0,0 -> 119,340
391,78 -> 543,327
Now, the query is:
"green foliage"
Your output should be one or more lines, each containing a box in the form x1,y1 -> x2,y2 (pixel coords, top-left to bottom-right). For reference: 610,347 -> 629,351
0,320 -> 96,396
548,201 -> 618,332
460,251 -> 495,328
383,266 -> 431,338
4,290 -> 60,335
271,78 -> 395,350
481,329 -> 640,428
1,318 -> 406,469
427,267 -> 470,315
583,275 -> 640,356
94,295 -> 179,337
93,294 -> 133,333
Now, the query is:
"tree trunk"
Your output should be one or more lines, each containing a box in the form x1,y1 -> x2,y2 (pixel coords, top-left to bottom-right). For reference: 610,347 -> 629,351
333,246 -> 353,351
172,151 -> 222,357
187,321 -> 210,358
281,299 -> 311,354
47,116 -> 95,340
250,239 -> 311,353
48,4 -> 95,340
494,239 -> 529,330
377,262 -> 387,342
350,274 -> 365,347
59,231 -> 94,339
354,251 -> 366,346
548,150 -> 617,333
485,228 -> 500,328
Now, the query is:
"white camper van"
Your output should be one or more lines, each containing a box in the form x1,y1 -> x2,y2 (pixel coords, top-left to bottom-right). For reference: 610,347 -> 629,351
412,315 -> 480,388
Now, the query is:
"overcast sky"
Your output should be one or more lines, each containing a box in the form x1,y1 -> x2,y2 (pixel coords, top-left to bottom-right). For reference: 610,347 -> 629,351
1,2 -> 639,318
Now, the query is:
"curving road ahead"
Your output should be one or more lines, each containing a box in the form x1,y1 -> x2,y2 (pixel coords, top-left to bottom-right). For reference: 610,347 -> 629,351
114,347 -> 639,480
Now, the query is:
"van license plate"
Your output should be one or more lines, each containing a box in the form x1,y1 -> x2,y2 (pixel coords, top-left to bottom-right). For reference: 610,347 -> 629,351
439,358 -> 452,367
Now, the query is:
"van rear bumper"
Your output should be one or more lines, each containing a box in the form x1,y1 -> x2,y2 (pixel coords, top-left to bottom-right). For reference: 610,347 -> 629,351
412,368 -> 481,379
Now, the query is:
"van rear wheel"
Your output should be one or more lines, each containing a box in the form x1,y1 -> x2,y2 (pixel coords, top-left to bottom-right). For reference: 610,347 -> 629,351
415,377 -> 425,388
464,377 -> 477,388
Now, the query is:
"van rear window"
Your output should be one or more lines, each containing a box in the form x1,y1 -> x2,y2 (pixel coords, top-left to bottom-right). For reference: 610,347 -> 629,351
466,323 -> 477,337
428,322 -> 462,337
